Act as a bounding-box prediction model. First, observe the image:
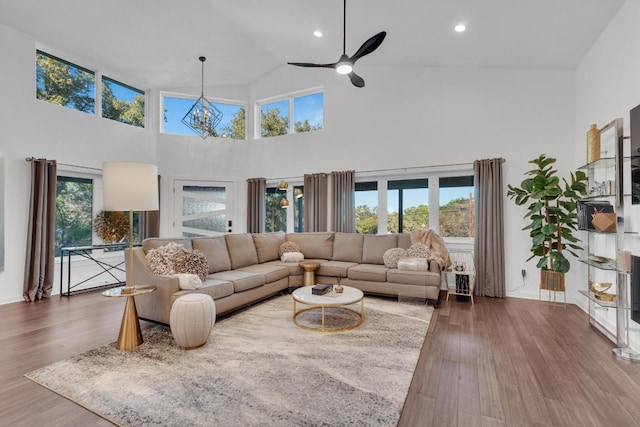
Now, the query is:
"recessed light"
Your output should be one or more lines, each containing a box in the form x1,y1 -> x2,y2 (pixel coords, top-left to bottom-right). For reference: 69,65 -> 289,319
454,24 -> 466,33
313,30 -> 323,37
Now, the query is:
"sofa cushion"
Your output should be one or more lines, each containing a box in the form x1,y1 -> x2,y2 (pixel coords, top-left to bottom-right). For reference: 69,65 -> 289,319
397,233 -> 412,249
317,260 -> 358,277
209,270 -> 265,293
331,233 -> 363,263
142,238 -> 192,253
237,264 -> 290,283
362,234 -> 397,265
225,234 -> 259,269
192,236 -> 231,273
387,269 -> 440,287
264,260 -> 304,276
252,232 -> 286,263
348,264 -> 389,282
286,232 -> 334,259
173,279 -> 234,301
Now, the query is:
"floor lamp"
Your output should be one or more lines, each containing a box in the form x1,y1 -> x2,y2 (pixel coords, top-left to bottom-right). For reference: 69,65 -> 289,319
103,161 -> 159,294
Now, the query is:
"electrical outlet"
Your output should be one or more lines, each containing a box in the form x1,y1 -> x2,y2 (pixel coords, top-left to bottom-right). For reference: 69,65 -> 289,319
521,269 -> 526,278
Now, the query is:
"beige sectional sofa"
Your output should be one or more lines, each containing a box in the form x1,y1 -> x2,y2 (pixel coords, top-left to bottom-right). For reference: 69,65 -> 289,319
129,231 -> 442,325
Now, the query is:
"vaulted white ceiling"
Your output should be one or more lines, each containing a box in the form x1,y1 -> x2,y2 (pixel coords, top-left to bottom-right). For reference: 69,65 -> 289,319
0,0 -> 625,90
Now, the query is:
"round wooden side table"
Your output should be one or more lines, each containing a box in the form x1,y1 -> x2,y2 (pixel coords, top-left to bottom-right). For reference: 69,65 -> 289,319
102,285 -> 156,350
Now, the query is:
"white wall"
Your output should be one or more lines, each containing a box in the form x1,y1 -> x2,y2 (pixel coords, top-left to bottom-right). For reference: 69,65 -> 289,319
0,19 -> 579,306
0,23 -> 156,304
575,0 -> 640,345
157,61 -> 578,301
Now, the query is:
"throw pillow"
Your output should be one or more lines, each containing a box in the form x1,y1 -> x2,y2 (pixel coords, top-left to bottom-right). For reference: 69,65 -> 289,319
175,273 -> 202,290
175,249 -> 209,281
408,243 -> 429,259
281,251 -> 304,262
383,248 -> 409,269
397,258 -> 429,271
279,241 -> 301,257
146,242 -> 188,275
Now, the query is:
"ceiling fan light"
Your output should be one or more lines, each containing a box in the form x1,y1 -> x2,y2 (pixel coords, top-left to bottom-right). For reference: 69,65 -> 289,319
336,61 -> 353,75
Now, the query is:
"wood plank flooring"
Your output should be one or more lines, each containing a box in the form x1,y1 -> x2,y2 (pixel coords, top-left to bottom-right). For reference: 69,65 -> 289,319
399,295 -> 640,427
2,291 -> 640,426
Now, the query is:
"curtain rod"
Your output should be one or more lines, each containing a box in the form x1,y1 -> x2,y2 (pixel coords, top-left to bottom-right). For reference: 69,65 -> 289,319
25,157 -> 102,171
267,158 -> 505,181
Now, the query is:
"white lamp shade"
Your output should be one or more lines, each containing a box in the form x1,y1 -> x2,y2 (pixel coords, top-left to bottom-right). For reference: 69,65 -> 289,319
102,162 -> 159,211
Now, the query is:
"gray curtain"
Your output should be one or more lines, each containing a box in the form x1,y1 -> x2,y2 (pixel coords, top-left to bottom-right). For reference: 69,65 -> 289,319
24,158 -> 57,302
140,175 -> 161,240
331,170 -> 355,232
246,178 -> 266,233
473,158 -> 506,297
304,173 -> 328,232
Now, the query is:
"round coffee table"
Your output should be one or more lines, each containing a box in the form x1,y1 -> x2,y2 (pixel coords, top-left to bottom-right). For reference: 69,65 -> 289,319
298,261 -> 321,286
292,285 -> 364,332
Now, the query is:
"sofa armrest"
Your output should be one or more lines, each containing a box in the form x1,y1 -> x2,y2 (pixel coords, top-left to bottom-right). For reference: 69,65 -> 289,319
429,260 -> 442,273
127,247 -> 181,324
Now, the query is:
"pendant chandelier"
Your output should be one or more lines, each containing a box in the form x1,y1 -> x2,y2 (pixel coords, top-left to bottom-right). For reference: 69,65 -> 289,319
181,56 -> 223,139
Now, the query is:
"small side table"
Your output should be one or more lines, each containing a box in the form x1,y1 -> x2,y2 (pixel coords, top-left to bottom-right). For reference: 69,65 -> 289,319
102,285 -> 156,350
298,261 -> 321,286
444,250 -> 476,305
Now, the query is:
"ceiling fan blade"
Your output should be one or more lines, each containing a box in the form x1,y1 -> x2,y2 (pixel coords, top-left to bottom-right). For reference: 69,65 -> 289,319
287,62 -> 336,69
350,31 -> 387,63
348,71 -> 365,88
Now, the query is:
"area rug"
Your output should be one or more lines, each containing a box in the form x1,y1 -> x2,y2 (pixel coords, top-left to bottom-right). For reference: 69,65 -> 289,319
25,295 -> 433,427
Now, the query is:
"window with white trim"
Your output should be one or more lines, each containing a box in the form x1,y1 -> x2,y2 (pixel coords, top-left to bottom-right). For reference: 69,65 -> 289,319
257,90 -> 324,139
162,95 -> 245,139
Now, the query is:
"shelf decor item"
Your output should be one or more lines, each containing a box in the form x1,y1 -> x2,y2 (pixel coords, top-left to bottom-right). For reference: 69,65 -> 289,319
507,154 -> 588,294
587,123 -> 601,163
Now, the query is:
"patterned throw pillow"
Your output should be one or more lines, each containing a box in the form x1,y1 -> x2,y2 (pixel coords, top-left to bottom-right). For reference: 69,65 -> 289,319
175,249 -> 209,281
146,242 -> 188,275
383,248 -> 409,269
279,241 -> 301,257
408,243 -> 429,259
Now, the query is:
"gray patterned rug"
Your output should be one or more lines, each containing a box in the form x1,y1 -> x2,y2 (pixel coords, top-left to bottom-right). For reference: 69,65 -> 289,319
25,294 -> 433,427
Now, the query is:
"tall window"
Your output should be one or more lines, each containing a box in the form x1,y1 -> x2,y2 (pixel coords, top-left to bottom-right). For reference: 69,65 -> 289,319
55,176 -> 93,256
439,176 -> 474,237
265,187 -> 287,232
258,90 -> 324,139
102,77 -> 145,128
162,95 -> 245,139
355,182 -> 378,234
36,50 -> 95,114
387,179 -> 428,233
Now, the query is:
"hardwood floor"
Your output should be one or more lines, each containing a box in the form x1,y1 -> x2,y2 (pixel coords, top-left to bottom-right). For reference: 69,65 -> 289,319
2,292 -> 640,426
399,294 -> 640,427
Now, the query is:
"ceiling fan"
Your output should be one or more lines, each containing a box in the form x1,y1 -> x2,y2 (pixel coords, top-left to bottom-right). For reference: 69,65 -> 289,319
288,0 -> 386,88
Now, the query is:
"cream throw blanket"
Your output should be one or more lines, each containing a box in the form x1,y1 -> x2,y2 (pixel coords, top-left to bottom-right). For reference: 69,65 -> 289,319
410,230 -> 451,269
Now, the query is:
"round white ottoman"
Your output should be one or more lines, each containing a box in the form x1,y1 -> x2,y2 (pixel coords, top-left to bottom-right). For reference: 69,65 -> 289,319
170,293 -> 216,349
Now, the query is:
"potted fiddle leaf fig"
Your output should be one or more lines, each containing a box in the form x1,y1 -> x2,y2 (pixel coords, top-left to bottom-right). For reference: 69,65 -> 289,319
507,154 -> 588,290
